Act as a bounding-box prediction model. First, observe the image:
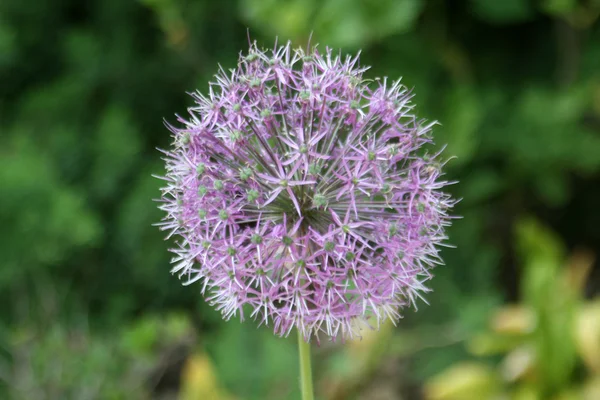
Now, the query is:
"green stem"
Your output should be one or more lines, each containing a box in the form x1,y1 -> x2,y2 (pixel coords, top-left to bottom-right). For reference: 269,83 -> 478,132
298,330 -> 314,400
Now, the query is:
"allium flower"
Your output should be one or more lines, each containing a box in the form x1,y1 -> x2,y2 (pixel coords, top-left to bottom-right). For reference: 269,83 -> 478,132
157,41 -> 455,340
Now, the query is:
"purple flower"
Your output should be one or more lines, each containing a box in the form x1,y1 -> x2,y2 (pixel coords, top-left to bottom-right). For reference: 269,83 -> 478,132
157,41 -> 455,340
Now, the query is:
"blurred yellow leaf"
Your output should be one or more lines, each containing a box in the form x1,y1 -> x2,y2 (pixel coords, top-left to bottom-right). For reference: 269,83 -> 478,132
347,319 -> 394,362
582,377 -> 600,400
491,306 -> 536,335
575,299 -> 600,374
180,352 -> 234,400
424,362 -> 501,400
564,249 -> 595,294
468,332 -> 525,356
501,346 -> 535,382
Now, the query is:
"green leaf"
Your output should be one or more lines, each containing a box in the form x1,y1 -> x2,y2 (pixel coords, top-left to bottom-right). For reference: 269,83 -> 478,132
515,218 -> 578,394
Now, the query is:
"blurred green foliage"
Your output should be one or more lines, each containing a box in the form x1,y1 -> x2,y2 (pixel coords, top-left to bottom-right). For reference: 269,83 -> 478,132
1,0 -> 599,398
3,313 -> 196,399
424,218 -> 599,400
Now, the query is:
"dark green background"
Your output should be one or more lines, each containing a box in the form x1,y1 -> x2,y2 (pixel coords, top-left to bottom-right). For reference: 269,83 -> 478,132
1,0 -> 599,398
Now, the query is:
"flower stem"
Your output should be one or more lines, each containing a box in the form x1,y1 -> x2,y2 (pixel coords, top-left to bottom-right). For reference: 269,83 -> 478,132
297,330 -> 314,400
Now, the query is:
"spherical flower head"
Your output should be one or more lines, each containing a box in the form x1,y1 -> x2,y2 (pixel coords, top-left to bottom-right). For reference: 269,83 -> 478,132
157,40 -> 455,341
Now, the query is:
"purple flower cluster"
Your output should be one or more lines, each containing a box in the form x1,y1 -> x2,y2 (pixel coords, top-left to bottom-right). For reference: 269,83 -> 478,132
157,41 -> 455,340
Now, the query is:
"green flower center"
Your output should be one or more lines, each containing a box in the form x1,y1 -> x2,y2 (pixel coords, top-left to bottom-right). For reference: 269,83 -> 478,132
251,234 -> 263,244
240,167 -> 253,181
218,209 -> 229,220
247,189 -> 259,202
